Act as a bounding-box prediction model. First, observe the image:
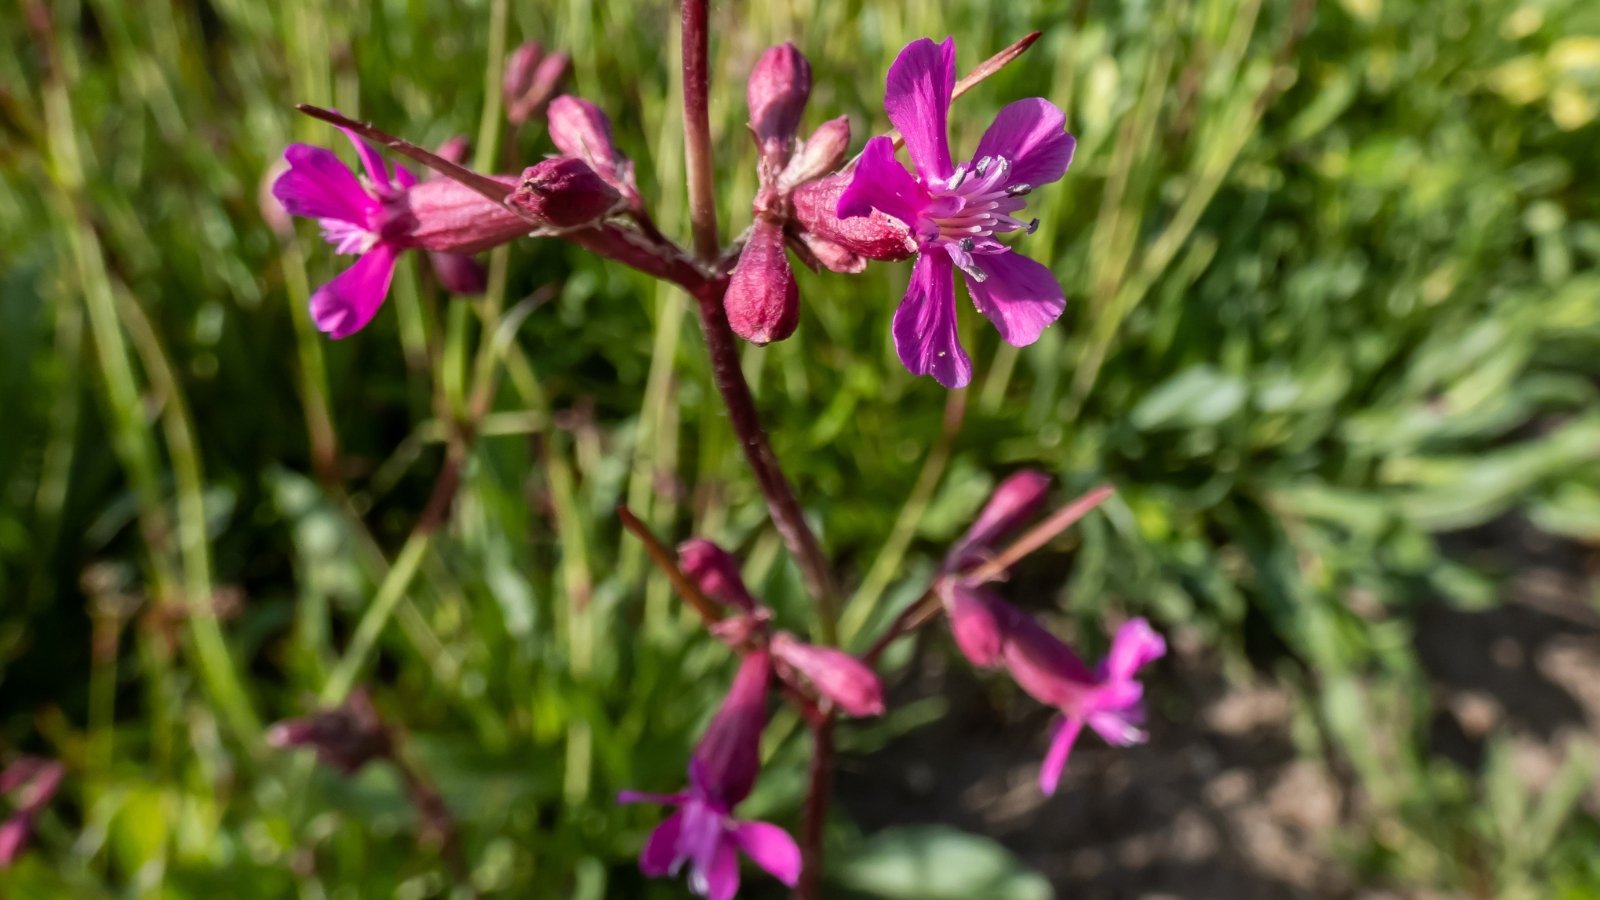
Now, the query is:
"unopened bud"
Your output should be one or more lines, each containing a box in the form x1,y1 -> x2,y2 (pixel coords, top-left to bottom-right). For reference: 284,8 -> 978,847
505,42 -> 570,125
938,581 -> 1008,668
266,690 -> 391,775
433,135 -> 472,167
946,470 -> 1051,572
726,219 -> 799,344
791,173 -> 915,262
771,632 -> 885,717
748,43 -> 812,168
259,159 -> 294,237
547,95 -> 637,201
678,539 -> 758,612
780,117 -> 850,190
428,251 -> 489,294
506,157 -> 621,229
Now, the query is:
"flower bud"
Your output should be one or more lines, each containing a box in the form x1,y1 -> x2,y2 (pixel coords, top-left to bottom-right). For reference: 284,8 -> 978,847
748,43 -> 812,167
771,632 -> 885,717
946,470 -> 1051,572
506,157 -> 622,229
397,174 -> 529,253
791,173 -> 915,262
547,96 -> 637,201
433,135 -> 472,166
678,538 -> 758,612
938,581 -> 1009,668
505,42 -> 570,125
690,650 -> 771,808
0,757 -> 62,867
779,117 -> 850,190
266,690 -> 391,775
726,219 -> 799,344
428,251 -> 489,294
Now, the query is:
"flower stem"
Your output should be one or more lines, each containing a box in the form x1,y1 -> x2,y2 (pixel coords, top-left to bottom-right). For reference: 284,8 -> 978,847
679,0 -> 719,262
691,286 -> 840,641
796,715 -> 836,900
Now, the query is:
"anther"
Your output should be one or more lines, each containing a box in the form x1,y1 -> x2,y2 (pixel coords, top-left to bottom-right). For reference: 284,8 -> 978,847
1027,218 -> 1040,234
1006,183 -> 1033,196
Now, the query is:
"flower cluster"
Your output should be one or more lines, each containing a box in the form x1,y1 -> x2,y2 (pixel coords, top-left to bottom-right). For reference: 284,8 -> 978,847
937,472 -> 1164,794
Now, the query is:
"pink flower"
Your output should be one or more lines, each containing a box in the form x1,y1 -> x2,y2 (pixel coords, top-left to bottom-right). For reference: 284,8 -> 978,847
1001,615 -> 1165,795
620,652 -> 801,899
836,37 -> 1076,388
271,129 -> 529,338
0,757 -> 63,868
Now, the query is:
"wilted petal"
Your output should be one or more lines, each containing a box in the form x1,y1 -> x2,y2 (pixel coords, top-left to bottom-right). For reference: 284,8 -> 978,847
1101,618 -> 1166,682
273,144 -> 374,224
884,37 -> 956,181
962,249 -> 1065,347
836,136 -> 930,228
640,809 -> 685,876
310,242 -> 400,339
892,252 -> 971,388
1038,716 -> 1084,796
972,98 -> 1076,189
734,820 -> 802,886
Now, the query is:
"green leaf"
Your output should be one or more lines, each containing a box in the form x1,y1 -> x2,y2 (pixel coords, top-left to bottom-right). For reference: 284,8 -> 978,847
834,825 -> 1052,900
1129,366 -> 1247,430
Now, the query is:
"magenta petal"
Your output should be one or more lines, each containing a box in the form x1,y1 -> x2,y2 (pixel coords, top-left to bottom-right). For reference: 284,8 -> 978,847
1103,618 -> 1166,681
884,37 -> 956,181
893,253 -> 971,388
341,127 -> 394,191
309,242 -> 400,339
640,809 -> 685,876
973,98 -> 1077,189
734,820 -> 802,887
273,145 -> 375,224
1088,707 -> 1148,746
836,136 -> 930,227
963,249 -> 1065,347
1038,716 -> 1084,795
700,840 -> 741,900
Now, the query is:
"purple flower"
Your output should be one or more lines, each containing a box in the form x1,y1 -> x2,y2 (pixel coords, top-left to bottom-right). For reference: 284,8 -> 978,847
1001,615 -> 1165,795
271,129 -> 530,338
836,37 -> 1075,388
620,651 -> 801,899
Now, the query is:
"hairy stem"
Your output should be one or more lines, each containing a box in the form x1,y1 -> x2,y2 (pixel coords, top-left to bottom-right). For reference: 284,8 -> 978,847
679,0 -> 719,261
691,285 -> 840,640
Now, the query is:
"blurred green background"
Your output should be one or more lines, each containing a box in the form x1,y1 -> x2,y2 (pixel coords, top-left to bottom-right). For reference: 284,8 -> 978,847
4,0 -> 1600,896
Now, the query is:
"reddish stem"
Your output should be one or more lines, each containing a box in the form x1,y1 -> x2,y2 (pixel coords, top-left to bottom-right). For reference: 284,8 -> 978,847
796,716 -> 835,900
679,0 -> 719,262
